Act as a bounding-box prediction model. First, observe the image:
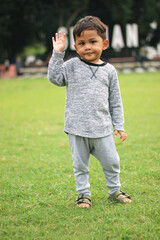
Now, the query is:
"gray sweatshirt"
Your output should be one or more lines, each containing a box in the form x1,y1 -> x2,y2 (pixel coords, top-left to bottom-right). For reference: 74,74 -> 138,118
48,51 -> 124,138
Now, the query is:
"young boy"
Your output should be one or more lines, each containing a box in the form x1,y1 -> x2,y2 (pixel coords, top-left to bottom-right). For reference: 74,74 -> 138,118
48,16 -> 131,208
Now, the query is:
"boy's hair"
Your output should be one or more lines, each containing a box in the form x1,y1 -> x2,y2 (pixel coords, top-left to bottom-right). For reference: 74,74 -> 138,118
73,16 -> 107,41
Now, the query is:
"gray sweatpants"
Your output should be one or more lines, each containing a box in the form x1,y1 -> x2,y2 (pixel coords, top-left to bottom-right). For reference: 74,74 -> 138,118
69,134 -> 121,195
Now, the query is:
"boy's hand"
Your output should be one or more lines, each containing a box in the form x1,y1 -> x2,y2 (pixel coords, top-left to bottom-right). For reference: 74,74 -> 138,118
114,130 -> 127,142
52,32 -> 66,53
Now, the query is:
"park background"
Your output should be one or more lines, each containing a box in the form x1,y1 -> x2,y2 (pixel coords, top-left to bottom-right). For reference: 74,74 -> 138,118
0,0 -> 160,239
0,0 -> 160,77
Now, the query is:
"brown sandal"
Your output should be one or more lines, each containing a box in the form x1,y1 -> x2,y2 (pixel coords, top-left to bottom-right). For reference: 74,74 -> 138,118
76,194 -> 92,208
108,190 -> 131,204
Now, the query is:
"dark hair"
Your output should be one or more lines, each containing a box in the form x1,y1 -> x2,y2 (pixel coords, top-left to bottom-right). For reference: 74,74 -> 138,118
73,16 -> 107,41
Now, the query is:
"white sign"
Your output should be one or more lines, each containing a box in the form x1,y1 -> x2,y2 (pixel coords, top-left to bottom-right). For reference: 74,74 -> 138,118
57,23 -> 139,50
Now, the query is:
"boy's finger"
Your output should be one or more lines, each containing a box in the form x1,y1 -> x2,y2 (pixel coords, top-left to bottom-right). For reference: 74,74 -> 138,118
63,33 -> 66,40
59,32 -> 62,39
55,33 -> 58,41
121,135 -> 127,142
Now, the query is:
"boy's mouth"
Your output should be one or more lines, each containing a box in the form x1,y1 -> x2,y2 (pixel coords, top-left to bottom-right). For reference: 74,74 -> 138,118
84,52 -> 94,55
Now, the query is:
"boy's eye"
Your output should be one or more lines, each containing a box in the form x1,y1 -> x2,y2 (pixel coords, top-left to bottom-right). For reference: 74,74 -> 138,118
79,42 -> 85,46
91,40 -> 96,44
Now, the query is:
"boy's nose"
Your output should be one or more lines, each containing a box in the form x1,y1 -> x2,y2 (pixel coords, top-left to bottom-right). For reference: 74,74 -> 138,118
85,43 -> 91,50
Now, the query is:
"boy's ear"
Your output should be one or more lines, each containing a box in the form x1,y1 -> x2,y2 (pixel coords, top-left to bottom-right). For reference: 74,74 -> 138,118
103,40 -> 109,50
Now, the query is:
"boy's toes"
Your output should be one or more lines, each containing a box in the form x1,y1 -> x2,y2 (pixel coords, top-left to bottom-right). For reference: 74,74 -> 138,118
117,192 -> 132,203
77,202 -> 90,208
122,197 -> 132,203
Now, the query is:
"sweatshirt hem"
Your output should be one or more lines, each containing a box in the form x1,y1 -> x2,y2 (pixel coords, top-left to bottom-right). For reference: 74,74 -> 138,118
64,129 -> 113,139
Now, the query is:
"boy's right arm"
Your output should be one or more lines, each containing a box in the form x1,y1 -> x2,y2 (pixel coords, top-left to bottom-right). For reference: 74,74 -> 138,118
48,32 -> 67,86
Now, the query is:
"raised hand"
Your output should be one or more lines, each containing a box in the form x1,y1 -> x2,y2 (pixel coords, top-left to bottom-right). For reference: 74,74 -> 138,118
52,32 -> 66,53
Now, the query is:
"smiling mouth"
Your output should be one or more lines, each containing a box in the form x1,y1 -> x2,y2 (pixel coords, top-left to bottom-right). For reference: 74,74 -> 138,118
85,52 -> 94,55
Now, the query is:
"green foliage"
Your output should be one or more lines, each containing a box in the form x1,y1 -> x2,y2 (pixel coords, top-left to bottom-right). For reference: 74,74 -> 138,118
21,44 -> 46,58
87,0 -> 134,23
0,0 -> 89,61
0,72 -> 160,239
132,0 -> 160,43
0,0 -> 160,61
0,0 -> 38,60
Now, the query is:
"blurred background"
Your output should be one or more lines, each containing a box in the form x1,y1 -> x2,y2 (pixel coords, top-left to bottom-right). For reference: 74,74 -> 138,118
0,0 -> 160,78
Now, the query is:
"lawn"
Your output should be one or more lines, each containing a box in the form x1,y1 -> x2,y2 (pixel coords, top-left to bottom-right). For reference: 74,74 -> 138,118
0,72 -> 160,240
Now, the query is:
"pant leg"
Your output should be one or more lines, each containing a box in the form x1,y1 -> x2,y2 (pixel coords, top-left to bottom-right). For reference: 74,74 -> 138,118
68,134 -> 91,196
90,135 -> 121,195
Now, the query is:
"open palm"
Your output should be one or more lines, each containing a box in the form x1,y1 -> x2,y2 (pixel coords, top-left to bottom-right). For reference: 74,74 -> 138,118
52,32 -> 66,53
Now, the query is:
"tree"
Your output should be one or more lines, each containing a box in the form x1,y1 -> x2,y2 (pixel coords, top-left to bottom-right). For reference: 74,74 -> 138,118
38,0 -> 89,56
0,0 -> 39,61
132,0 -> 160,46
0,0 -> 159,62
0,0 -> 89,62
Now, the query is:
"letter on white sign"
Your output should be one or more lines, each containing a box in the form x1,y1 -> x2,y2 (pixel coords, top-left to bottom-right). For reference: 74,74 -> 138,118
126,24 -> 139,47
111,25 -> 125,49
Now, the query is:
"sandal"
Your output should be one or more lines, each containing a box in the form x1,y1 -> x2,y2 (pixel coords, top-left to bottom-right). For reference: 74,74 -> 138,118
108,190 -> 131,204
76,194 -> 92,208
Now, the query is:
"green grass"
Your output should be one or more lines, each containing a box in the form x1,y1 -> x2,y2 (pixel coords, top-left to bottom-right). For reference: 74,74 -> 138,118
0,72 -> 160,240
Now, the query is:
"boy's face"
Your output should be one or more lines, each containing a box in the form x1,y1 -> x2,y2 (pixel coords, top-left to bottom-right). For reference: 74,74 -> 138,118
74,30 -> 108,64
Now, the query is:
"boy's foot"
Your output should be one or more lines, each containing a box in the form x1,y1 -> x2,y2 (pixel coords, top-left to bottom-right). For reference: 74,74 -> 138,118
108,190 -> 132,204
76,194 -> 91,208
117,193 -> 132,203
77,199 -> 90,208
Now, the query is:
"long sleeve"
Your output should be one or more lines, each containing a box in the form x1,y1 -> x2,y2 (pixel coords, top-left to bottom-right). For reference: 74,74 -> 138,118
48,50 -> 67,86
109,67 -> 124,131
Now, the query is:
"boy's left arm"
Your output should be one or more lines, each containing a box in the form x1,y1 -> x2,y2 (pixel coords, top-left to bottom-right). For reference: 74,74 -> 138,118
109,66 -> 127,142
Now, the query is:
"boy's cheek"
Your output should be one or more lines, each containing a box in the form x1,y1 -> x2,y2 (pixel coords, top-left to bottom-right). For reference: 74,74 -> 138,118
74,45 -> 81,55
